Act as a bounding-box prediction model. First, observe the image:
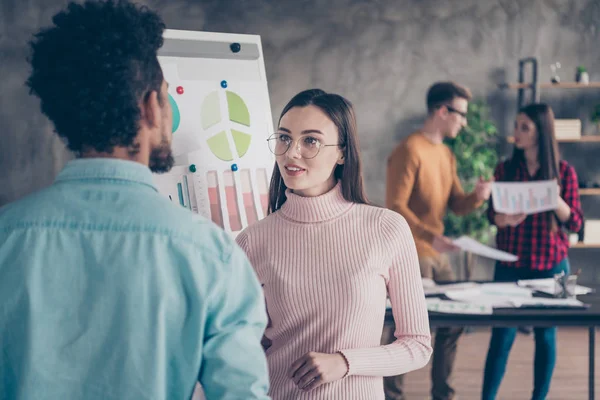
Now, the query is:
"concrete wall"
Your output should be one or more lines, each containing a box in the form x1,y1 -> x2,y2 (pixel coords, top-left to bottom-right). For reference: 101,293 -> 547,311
2,0 -> 600,282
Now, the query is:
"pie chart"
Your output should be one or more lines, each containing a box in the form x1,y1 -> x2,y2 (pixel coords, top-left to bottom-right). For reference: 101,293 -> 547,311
201,90 -> 252,161
169,93 -> 180,133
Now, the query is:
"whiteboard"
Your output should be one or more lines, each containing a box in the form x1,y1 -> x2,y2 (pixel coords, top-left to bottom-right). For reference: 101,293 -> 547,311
153,30 -> 275,236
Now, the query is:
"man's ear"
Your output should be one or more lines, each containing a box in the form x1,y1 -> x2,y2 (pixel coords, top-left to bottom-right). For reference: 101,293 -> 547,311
439,105 -> 449,119
140,90 -> 161,129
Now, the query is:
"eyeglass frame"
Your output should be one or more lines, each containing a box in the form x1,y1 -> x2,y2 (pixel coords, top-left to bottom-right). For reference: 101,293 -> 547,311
266,133 -> 342,159
441,104 -> 468,119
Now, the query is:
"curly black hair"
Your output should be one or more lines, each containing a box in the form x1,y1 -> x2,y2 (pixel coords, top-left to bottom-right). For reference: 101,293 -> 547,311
26,0 -> 166,154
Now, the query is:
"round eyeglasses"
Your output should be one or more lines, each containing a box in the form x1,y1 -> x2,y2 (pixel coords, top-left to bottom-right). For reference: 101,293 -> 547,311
266,133 -> 341,159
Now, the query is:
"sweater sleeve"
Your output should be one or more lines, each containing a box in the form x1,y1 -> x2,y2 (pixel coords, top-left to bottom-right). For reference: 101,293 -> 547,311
235,228 -> 272,350
447,152 -> 484,215
235,229 -> 260,281
386,142 -> 438,243
339,212 -> 432,377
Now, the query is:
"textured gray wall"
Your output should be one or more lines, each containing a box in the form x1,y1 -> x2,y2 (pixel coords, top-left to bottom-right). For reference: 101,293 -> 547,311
2,0 -> 600,281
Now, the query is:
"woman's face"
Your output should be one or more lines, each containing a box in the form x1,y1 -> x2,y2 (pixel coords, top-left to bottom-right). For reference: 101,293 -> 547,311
274,105 -> 344,197
513,112 -> 538,152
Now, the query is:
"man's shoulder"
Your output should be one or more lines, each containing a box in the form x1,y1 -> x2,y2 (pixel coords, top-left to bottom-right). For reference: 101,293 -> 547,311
0,184 -> 235,260
401,131 -> 427,148
389,132 -> 427,158
0,186 -> 60,223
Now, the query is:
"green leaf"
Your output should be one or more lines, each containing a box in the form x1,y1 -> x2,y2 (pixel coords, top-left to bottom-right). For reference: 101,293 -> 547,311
443,99 -> 500,244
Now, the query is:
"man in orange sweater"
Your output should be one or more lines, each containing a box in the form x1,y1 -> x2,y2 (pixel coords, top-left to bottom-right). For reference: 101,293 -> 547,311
382,82 -> 492,400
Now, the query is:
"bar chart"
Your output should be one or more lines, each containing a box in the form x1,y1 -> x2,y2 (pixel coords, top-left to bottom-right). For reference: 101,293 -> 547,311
492,180 -> 558,215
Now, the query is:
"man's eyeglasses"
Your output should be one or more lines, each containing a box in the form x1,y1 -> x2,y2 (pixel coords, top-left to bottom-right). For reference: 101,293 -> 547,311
443,105 -> 468,119
266,133 -> 341,159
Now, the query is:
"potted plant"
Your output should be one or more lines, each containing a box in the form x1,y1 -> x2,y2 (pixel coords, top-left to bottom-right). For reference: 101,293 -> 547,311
591,104 -> 600,133
443,100 -> 499,279
576,66 -> 589,84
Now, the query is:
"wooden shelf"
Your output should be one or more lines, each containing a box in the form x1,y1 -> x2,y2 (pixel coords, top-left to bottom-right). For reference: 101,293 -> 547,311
505,136 -> 600,143
499,82 -> 600,90
557,136 -> 600,142
571,243 -> 600,249
579,188 -> 600,195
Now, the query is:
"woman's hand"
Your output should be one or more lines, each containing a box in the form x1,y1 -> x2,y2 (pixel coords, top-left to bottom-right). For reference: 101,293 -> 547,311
288,352 -> 349,391
555,189 -> 572,223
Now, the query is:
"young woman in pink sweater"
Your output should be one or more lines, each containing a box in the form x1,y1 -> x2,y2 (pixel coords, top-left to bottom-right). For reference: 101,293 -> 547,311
236,89 -> 432,399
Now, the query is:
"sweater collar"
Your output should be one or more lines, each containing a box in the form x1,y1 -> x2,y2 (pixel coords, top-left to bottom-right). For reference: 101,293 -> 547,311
279,182 -> 353,223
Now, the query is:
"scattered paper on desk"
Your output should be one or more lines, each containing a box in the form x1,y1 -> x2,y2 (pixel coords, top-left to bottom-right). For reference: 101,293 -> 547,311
423,281 -> 479,296
453,236 -> 518,262
510,297 -> 585,308
422,278 -> 436,289
492,180 -> 558,215
517,278 -> 594,296
479,282 -> 534,297
426,298 -> 493,315
445,283 -> 533,308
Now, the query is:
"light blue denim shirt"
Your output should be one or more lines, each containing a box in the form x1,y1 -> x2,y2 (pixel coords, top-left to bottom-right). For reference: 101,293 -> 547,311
0,158 -> 270,400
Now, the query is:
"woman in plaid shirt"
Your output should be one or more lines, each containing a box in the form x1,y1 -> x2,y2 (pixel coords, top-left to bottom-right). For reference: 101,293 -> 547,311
481,103 -> 583,400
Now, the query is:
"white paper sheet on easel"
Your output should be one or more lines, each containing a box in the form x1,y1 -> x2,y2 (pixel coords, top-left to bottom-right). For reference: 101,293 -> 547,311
452,236 -> 518,262
491,180 -> 558,215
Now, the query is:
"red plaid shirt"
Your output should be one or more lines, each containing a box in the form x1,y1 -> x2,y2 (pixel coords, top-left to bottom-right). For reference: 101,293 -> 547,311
487,159 -> 583,271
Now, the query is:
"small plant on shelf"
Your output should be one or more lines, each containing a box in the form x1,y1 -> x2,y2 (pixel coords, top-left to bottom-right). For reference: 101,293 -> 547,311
591,104 -> 600,133
576,65 -> 590,84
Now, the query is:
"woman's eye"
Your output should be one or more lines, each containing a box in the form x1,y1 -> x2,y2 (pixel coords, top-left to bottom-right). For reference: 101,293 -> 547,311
304,137 -> 319,147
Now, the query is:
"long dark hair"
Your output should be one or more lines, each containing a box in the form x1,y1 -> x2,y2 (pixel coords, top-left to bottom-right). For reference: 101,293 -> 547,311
268,89 -> 369,213
508,103 -> 560,230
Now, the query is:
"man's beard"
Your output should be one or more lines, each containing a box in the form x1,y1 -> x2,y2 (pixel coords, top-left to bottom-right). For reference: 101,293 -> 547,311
149,139 -> 174,173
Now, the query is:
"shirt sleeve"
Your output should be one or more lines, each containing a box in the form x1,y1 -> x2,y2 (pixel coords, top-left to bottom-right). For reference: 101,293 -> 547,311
560,163 -> 583,233
338,213 -> 432,377
487,163 -> 504,225
448,153 -> 484,216
198,240 -> 271,399
386,143 -> 438,243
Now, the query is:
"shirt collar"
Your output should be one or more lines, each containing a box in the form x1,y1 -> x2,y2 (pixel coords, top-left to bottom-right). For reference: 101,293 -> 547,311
55,158 -> 157,191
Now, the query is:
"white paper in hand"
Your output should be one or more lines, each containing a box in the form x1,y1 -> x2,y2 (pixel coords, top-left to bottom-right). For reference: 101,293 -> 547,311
452,236 -> 518,262
491,180 -> 558,215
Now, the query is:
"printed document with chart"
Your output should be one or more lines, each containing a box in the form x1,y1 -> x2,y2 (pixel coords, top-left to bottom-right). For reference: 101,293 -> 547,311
491,180 -> 558,215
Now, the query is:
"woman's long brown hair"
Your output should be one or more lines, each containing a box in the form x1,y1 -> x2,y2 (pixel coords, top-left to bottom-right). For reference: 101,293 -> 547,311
508,103 -> 560,231
268,89 -> 369,213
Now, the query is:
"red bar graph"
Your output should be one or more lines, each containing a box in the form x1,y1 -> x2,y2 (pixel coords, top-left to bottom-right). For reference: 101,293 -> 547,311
223,170 -> 242,232
241,169 -> 258,225
207,171 -> 224,228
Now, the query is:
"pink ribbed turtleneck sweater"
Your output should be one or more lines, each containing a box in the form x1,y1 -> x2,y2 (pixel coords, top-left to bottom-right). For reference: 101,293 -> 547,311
235,183 -> 432,399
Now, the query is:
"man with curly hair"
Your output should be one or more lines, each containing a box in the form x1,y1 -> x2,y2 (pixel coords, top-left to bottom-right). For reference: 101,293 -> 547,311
0,1 -> 270,399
